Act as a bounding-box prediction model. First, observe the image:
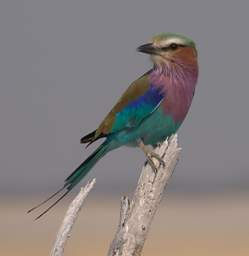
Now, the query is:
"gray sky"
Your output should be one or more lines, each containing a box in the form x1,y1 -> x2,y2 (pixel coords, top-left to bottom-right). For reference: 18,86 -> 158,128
0,0 -> 248,195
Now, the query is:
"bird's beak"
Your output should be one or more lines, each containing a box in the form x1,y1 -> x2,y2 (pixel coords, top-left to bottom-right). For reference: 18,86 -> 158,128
137,43 -> 158,55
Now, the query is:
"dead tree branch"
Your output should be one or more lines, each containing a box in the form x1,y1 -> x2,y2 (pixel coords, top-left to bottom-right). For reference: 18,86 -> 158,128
108,134 -> 181,256
50,178 -> 96,256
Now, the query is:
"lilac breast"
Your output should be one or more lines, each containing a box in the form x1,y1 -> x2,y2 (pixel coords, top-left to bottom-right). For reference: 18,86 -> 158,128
148,65 -> 198,123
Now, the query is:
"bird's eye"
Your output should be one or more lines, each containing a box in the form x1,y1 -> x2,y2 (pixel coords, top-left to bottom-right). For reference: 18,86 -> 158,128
161,43 -> 179,51
169,43 -> 178,50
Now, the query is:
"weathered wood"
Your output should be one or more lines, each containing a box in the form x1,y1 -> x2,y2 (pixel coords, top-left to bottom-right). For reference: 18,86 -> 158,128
108,135 -> 181,256
50,179 -> 96,256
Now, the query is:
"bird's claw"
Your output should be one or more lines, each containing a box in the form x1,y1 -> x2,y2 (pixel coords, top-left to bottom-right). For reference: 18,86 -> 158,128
138,139 -> 165,173
150,152 -> 166,167
146,152 -> 165,173
146,157 -> 158,173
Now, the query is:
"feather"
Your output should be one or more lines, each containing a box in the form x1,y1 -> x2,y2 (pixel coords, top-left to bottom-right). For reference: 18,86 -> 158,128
80,130 -> 96,144
95,71 -> 166,136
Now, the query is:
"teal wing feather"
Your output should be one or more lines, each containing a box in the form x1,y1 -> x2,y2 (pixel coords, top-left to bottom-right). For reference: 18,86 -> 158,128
95,71 -> 166,138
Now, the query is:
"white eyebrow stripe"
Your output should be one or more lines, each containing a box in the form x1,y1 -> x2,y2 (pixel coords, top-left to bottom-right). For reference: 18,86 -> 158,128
161,37 -> 186,47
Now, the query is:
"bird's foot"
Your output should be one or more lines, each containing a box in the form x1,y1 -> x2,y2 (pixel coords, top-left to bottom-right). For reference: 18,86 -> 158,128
149,151 -> 166,167
146,156 -> 158,173
146,151 -> 165,173
137,139 -> 165,173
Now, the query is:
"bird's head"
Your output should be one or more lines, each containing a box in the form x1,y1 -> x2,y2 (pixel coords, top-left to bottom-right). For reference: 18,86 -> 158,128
137,33 -> 198,68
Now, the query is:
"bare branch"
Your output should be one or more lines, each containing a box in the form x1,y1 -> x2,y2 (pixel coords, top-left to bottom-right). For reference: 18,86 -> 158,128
108,134 -> 181,256
50,178 -> 96,256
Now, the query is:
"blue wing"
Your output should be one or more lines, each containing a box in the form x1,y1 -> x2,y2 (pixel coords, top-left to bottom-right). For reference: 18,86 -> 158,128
95,72 -> 167,138
111,83 -> 165,132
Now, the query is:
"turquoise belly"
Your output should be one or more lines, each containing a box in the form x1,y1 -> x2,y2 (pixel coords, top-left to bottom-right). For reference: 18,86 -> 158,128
114,107 -> 181,147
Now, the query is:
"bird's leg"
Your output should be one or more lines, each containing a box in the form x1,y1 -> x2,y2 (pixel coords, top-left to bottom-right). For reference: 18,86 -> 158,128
137,139 -> 165,173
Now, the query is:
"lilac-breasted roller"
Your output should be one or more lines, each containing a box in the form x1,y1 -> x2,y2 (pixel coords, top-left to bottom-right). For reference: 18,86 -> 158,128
29,33 -> 198,219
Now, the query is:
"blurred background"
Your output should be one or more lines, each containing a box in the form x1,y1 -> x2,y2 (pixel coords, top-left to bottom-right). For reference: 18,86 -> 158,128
0,0 -> 249,255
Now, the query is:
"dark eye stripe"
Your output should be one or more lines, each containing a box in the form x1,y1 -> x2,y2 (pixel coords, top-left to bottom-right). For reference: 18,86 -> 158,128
161,44 -> 186,51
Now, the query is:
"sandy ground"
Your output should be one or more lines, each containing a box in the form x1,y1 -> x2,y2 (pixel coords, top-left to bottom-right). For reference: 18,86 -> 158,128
1,193 -> 249,256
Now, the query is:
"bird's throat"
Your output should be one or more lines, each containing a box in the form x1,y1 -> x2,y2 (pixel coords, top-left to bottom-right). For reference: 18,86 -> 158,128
149,59 -> 198,122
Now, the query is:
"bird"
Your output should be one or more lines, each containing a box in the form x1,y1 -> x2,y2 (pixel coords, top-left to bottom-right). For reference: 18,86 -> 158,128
28,33 -> 198,219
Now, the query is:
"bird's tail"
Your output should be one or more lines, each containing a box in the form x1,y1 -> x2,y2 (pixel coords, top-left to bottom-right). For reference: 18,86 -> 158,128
28,140 -> 112,219
65,140 -> 111,189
